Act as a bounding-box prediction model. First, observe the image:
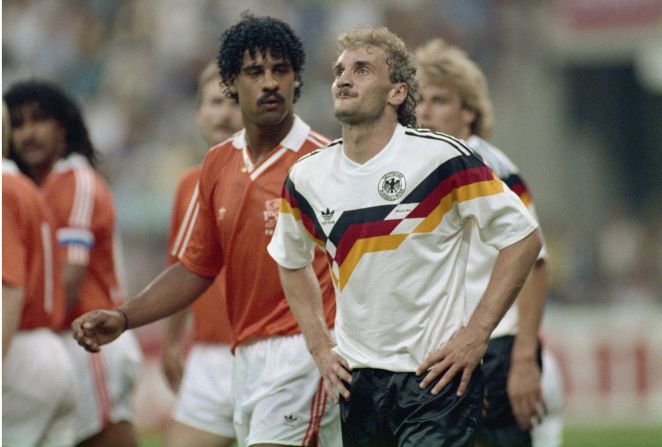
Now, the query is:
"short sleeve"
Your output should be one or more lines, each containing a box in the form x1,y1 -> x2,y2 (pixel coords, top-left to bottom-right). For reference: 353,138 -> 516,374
46,169 -> 96,266
450,155 -> 538,251
267,174 -> 317,269
179,163 -> 223,278
166,173 -> 197,266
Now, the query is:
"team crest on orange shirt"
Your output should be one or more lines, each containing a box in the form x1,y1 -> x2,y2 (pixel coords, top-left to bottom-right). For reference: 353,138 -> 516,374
263,198 -> 280,235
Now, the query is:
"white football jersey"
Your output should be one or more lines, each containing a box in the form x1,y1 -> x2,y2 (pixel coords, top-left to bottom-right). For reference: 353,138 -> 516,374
268,125 -> 538,371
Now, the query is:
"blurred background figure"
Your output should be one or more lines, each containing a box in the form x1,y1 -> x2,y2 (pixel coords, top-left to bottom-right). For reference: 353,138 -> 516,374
161,61 -> 241,447
4,81 -> 142,447
415,37 -> 558,447
3,1 -> 660,445
3,100 -> 78,447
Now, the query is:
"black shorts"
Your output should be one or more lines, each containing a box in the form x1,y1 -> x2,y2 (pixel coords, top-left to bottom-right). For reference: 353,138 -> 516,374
476,335 -> 543,447
340,366 -> 483,447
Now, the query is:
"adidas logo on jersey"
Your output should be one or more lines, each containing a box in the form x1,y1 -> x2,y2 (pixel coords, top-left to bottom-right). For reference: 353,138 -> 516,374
320,207 -> 336,225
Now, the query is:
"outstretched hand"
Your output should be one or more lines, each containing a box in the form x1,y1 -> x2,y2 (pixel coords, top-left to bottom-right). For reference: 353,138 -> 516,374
72,309 -> 126,352
416,327 -> 488,396
312,348 -> 352,404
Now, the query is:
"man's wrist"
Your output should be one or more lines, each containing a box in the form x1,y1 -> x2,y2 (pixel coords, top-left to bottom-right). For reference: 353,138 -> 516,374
116,308 -> 129,332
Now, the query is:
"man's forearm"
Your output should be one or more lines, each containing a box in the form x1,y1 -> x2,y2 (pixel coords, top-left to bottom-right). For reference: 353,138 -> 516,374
513,260 -> 547,360
278,265 -> 334,356
466,229 -> 543,341
120,262 -> 212,330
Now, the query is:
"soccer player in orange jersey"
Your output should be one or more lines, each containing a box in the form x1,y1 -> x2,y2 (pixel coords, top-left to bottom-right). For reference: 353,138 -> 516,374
73,14 -> 340,447
3,101 -> 78,446
161,61 -> 242,447
5,82 -> 142,447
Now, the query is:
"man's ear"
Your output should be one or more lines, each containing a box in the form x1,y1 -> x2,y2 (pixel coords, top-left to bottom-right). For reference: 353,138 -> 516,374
388,83 -> 408,107
461,108 -> 476,129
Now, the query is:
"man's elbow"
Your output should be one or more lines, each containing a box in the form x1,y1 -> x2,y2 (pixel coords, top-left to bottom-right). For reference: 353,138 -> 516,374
529,228 -> 544,259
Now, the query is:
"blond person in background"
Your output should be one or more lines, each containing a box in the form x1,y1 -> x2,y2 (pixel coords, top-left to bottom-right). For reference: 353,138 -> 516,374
268,26 -> 542,446
416,38 -> 562,447
162,61 -> 242,447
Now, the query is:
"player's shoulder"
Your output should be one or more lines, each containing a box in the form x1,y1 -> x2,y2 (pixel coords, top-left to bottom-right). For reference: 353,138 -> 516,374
294,137 -> 341,169
177,165 -> 203,184
467,135 -> 519,178
403,127 -> 475,158
203,134 -> 240,165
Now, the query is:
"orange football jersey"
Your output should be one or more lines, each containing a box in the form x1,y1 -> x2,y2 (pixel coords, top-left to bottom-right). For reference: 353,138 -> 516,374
42,154 -> 122,329
180,116 -> 335,349
167,165 -> 233,343
3,160 -> 65,329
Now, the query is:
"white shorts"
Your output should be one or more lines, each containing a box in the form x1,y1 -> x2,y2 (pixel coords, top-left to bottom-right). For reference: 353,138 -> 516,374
172,343 -> 235,438
60,330 -> 142,443
533,348 -> 565,447
233,333 -> 341,447
3,329 -> 78,447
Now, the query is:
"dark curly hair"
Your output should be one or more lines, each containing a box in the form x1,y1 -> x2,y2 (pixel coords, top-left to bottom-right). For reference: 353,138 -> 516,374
217,12 -> 305,103
4,80 -> 97,174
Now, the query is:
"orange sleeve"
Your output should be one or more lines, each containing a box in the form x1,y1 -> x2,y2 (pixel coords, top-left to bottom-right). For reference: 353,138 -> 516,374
2,189 -> 26,288
166,168 -> 201,266
45,170 -> 96,266
180,157 -> 223,278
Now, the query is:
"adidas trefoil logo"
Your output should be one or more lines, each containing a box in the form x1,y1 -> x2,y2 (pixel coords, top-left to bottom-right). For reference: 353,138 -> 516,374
321,207 -> 335,221
283,414 -> 298,426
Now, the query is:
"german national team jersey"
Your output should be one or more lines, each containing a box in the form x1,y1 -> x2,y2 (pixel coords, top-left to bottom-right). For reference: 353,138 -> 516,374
268,124 -> 538,372
180,115 -> 335,349
42,154 -> 123,329
465,135 -> 548,338
167,165 -> 233,344
2,160 -> 65,329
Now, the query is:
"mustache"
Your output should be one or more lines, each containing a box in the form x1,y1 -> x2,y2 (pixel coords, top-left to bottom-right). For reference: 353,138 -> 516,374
257,92 -> 285,105
17,138 -> 41,149
335,88 -> 356,98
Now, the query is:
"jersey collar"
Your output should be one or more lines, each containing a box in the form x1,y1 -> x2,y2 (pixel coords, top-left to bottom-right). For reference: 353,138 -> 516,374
2,159 -> 20,174
231,114 -> 310,153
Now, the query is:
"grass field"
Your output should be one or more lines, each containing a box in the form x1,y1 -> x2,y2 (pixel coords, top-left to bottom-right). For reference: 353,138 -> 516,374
138,425 -> 662,446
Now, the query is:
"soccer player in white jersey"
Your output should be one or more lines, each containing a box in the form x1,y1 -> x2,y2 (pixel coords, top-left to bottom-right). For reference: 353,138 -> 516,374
267,26 -> 543,446
416,38 -> 563,447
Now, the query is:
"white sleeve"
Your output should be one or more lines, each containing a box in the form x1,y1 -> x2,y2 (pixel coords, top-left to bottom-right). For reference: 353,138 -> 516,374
458,178 -> 538,251
267,174 -> 317,269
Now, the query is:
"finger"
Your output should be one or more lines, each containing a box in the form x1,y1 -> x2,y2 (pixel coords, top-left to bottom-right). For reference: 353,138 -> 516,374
323,378 -> 339,404
454,367 -> 474,397
416,350 -> 445,376
330,374 -> 351,400
431,365 -> 460,395
333,363 -> 353,384
419,357 -> 451,389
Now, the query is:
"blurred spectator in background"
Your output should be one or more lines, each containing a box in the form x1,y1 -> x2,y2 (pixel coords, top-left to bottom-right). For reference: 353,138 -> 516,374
161,61 -> 242,447
5,81 -> 142,447
3,100 -> 78,447
416,38 -> 561,447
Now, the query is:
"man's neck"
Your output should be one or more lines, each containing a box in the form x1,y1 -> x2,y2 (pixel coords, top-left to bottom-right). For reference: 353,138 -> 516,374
341,115 -> 398,165
29,163 -> 54,187
244,113 -> 295,164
